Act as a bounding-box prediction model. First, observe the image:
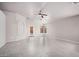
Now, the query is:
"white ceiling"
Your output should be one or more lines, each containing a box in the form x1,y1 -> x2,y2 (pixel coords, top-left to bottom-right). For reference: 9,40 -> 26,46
0,2 -> 79,20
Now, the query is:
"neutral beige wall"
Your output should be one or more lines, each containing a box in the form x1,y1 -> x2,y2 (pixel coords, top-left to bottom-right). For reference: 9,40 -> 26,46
16,13 -> 27,40
48,15 -> 79,42
4,11 -> 27,42
0,10 -> 6,48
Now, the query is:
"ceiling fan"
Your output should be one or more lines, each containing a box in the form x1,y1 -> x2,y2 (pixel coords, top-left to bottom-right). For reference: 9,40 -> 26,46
38,9 -> 47,19
37,2 -> 47,18
26,2 -> 48,20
